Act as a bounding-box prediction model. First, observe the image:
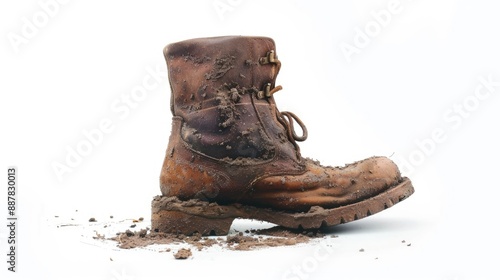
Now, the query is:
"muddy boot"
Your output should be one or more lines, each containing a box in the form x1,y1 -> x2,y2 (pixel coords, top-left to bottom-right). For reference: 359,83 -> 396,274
151,36 -> 414,235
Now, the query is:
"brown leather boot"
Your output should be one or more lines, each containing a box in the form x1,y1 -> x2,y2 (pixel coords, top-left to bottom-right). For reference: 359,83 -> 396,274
151,36 -> 414,235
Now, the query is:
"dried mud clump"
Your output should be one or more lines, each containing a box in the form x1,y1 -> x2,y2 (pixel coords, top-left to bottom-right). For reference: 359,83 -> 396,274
174,248 -> 192,259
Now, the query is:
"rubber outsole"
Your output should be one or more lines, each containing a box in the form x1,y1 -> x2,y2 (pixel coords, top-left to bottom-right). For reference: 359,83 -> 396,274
151,177 -> 414,236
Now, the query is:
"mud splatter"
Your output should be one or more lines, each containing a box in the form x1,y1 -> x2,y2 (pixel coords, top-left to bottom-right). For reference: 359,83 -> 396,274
205,55 -> 235,80
215,83 -> 241,128
182,53 -> 211,65
109,226 -> 322,252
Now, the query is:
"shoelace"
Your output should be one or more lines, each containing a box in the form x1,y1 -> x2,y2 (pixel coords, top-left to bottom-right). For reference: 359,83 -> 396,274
277,111 -> 308,157
258,50 -> 308,156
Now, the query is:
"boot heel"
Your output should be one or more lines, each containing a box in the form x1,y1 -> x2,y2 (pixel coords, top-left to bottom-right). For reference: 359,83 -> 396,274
151,196 -> 234,236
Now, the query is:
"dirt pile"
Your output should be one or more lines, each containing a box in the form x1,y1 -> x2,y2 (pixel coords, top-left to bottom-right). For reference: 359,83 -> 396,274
109,226 -> 327,255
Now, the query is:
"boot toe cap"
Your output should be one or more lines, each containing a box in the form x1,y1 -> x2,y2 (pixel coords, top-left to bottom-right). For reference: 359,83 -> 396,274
362,156 -> 402,185
243,156 -> 403,211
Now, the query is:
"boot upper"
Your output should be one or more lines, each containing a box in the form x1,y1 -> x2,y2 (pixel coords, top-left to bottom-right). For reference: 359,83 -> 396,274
160,36 -> 403,211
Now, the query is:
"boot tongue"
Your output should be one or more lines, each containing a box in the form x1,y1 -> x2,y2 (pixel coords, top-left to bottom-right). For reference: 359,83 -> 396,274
255,50 -> 308,158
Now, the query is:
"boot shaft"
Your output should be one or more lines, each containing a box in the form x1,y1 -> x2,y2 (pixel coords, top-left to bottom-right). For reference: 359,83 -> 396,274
164,36 -> 297,162
164,36 -> 280,116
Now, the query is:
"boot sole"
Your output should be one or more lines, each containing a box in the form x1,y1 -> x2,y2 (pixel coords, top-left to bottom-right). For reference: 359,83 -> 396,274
151,177 -> 414,236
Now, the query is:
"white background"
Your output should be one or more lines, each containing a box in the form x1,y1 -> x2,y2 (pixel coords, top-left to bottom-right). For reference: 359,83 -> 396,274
1,0 -> 499,279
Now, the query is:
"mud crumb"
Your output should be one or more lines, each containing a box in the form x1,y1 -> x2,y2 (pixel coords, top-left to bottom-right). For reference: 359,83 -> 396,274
138,229 -> 148,238
359,248 -> 365,252
89,217 -> 96,222
308,206 -> 325,214
93,231 -> 105,240
174,248 -> 192,259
